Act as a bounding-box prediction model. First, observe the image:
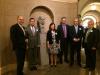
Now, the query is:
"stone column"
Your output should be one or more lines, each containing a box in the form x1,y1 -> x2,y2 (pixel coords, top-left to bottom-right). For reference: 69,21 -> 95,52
40,33 -> 49,65
37,16 -> 49,65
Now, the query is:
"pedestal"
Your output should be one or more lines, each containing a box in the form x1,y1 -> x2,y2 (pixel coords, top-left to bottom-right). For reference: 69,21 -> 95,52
40,33 -> 49,65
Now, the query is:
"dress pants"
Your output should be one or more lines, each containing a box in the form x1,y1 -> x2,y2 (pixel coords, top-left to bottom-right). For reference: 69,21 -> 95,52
70,42 -> 81,65
58,38 -> 69,63
85,44 -> 96,70
28,47 -> 37,68
15,48 -> 26,75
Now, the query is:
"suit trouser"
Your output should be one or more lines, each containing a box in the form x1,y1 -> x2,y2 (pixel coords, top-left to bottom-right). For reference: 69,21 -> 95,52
70,43 -> 81,64
58,38 -> 69,63
15,48 -> 26,75
28,47 -> 37,68
85,44 -> 96,70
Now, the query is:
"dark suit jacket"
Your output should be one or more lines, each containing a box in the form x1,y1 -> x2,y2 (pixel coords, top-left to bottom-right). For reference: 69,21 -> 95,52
57,24 -> 70,41
83,28 -> 99,49
47,30 -> 59,44
10,23 -> 26,50
70,25 -> 84,44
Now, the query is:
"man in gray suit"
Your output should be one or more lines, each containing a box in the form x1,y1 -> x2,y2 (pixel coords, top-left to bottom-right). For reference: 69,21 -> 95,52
26,18 -> 39,71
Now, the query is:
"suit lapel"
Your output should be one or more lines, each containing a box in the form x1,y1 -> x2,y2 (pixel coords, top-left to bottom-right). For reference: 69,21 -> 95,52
77,26 -> 80,34
28,26 -> 33,36
17,24 -> 25,35
73,26 -> 76,34
28,25 -> 36,36
61,25 -> 63,32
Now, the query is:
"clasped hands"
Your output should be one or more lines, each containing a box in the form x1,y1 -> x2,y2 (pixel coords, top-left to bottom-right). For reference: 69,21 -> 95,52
73,38 -> 80,42
48,44 -> 60,48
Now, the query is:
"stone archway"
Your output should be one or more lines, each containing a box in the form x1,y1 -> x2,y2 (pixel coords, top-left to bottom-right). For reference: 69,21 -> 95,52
30,6 -> 54,21
80,0 -> 100,13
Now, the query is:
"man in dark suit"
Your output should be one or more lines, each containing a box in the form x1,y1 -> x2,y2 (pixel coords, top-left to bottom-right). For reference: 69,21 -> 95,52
57,17 -> 70,64
83,20 -> 99,71
96,23 -> 100,52
26,18 -> 39,70
70,18 -> 84,67
10,16 -> 26,75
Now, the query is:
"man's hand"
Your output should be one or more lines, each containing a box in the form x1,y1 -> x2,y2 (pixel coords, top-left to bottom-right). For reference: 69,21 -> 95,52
92,47 -> 96,50
48,44 -> 51,48
57,44 -> 60,48
73,38 -> 80,42
25,39 -> 28,43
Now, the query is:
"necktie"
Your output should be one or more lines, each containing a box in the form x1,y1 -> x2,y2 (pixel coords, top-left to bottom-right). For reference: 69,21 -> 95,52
31,26 -> 35,35
63,25 -> 67,38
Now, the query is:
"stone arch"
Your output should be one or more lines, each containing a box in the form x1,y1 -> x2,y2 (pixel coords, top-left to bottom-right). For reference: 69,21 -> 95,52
81,14 -> 98,28
82,10 -> 100,21
30,6 -> 54,22
83,10 -> 100,16
80,0 -> 100,13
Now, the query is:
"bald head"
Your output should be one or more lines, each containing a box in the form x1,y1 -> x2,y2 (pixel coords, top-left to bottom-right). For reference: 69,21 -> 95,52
88,20 -> 94,29
17,16 -> 24,25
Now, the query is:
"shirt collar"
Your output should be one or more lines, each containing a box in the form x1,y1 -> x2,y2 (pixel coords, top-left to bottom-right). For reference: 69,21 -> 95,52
74,25 -> 78,27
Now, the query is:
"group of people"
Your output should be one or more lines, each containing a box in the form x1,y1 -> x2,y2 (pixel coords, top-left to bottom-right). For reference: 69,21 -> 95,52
47,17 -> 84,67
10,16 -> 39,75
10,16 -> 99,75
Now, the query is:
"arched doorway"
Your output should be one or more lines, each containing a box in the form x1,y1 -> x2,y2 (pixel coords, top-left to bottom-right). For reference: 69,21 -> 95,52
82,15 -> 97,28
80,2 -> 100,28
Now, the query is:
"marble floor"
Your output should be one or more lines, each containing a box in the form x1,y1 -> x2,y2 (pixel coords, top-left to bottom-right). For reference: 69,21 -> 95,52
3,52 -> 100,75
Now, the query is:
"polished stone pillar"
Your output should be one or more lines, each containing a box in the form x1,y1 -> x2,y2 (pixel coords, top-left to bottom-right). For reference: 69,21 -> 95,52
40,33 -> 49,65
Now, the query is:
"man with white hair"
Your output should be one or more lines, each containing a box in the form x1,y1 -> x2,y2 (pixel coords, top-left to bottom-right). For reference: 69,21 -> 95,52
83,20 -> 99,71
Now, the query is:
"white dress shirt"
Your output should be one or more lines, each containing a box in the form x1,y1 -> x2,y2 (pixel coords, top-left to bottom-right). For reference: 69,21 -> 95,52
18,24 -> 25,35
30,26 -> 35,35
74,25 -> 78,34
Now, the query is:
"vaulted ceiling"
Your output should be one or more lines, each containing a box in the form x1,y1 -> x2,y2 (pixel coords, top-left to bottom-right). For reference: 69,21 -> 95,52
51,0 -> 78,3
81,2 -> 100,16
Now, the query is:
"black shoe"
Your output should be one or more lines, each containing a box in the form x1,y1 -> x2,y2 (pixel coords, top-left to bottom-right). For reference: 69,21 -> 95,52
30,67 -> 34,71
78,64 -> 81,67
83,66 -> 89,69
21,72 -> 24,75
30,66 -> 37,71
65,60 -> 69,63
54,65 -> 56,67
33,66 -> 37,70
88,68 -> 95,71
69,63 -> 73,67
17,72 -> 24,75
60,61 -> 63,64
50,65 -> 53,67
